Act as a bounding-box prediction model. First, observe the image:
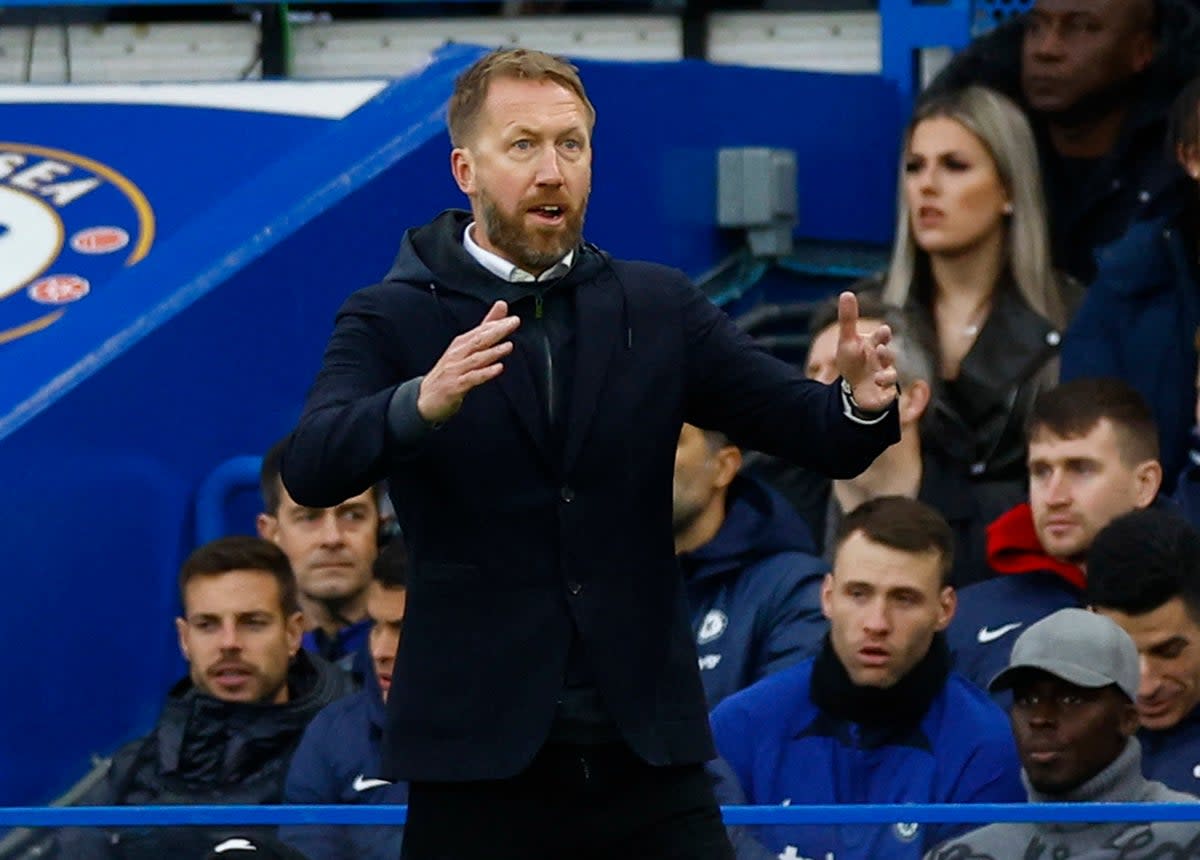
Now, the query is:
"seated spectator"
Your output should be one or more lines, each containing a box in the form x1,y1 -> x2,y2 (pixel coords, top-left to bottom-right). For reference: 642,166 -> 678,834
51,537 -> 352,859
258,437 -> 382,670
1063,75 -> 1200,491
711,496 -> 1022,860
928,608 -> 1199,860
948,378 -> 1163,691
1089,508 -> 1200,793
281,540 -> 410,860
800,293 -> 988,587
673,423 -> 827,708
928,0 -> 1200,284
879,86 -> 1079,521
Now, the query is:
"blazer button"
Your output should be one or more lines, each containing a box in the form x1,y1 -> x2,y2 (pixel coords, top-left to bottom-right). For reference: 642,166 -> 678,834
567,581 -> 583,595
560,486 -> 575,503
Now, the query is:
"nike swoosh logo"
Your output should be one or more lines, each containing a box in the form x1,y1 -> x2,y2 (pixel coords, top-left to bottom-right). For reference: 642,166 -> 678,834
352,774 -> 392,792
977,622 -> 1023,644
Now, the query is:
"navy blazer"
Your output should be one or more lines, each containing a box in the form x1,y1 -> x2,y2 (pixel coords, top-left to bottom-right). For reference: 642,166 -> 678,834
283,220 -> 898,782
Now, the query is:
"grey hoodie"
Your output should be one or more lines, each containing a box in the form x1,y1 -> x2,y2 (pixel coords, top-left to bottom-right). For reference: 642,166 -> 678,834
925,739 -> 1200,860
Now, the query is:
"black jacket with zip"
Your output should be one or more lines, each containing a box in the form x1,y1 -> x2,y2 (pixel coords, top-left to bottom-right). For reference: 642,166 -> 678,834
282,209 -> 899,781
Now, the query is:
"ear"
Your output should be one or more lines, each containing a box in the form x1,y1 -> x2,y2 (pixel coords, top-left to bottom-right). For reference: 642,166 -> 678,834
256,513 -> 277,541
821,572 -> 835,621
175,616 -> 190,662
1178,144 -> 1200,181
1133,459 -> 1164,507
900,379 -> 932,426
451,147 -> 476,196
712,445 -> 743,491
285,611 -> 305,658
935,585 -> 957,631
1130,31 -> 1155,75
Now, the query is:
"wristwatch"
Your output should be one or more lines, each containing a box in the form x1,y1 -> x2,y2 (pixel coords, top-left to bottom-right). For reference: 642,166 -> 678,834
840,377 -> 898,420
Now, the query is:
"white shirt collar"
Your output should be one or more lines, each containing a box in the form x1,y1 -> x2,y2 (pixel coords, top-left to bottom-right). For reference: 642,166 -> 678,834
463,222 -> 574,283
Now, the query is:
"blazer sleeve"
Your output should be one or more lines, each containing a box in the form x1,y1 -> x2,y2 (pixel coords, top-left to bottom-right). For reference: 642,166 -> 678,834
678,277 -> 899,477
283,287 -> 423,508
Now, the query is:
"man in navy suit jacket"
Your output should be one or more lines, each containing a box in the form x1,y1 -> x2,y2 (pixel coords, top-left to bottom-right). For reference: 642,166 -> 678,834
283,47 -> 900,860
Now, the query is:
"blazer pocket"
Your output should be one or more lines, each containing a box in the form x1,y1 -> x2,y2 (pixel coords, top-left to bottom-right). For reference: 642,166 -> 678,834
418,562 -> 482,585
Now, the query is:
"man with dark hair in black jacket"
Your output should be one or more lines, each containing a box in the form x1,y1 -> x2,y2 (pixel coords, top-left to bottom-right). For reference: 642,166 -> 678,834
929,0 -> 1200,283
44,537 -> 352,859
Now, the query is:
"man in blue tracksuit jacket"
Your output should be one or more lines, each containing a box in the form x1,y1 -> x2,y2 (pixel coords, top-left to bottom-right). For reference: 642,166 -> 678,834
674,425 -> 828,709
946,379 -> 1165,695
280,543 -> 410,860
711,497 -> 1023,860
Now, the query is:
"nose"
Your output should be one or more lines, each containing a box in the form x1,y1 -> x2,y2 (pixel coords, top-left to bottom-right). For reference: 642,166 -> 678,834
863,597 -> 890,636
917,166 -> 937,194
534,146 -> 564,186
1044,469 -> 1071,506
1028,23 -> 1065,61
371,629 -> 399,665
317,512 -> 344,546
1027,700 -> 1057,728
1138,655 -> 1162,702
219,621 -> 242,651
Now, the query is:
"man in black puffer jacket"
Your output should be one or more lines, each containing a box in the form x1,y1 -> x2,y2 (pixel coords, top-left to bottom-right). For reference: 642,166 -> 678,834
43,537 -> 352,860
927,0 -> 1200,284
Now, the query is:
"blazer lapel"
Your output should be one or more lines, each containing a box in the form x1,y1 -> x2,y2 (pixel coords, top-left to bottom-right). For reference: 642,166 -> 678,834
564,273 -> 621,471
442,299 -> 552,472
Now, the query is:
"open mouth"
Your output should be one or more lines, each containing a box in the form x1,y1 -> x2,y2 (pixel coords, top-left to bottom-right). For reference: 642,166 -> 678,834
529,204 -> 566,223
858,647 -> 890,666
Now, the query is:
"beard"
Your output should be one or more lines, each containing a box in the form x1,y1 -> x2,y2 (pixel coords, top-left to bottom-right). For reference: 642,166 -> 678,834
478,189 -> 587,274
672,493 -> 705,538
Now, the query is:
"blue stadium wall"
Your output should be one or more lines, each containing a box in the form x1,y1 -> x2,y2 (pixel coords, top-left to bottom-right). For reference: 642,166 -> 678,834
0,44 -> 901,804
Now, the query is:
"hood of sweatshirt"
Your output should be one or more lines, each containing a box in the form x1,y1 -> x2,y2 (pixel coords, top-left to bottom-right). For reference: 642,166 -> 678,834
986,502 -> 1086,590
681,474 -> 819,584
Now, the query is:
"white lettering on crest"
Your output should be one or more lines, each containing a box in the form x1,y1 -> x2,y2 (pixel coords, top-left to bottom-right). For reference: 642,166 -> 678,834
10,160 -> 71,191
0,153 -> 26,181
0,156 -> 101,208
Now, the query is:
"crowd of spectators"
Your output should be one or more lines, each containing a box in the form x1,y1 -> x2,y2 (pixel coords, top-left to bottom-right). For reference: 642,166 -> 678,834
19,0 -> 1200,856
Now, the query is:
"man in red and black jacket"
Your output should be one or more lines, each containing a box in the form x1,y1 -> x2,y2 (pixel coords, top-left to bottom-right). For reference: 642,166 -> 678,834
947,378 -> 1164,693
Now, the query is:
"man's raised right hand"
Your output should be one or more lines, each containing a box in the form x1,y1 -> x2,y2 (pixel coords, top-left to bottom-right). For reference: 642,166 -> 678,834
417,300 -> 521,424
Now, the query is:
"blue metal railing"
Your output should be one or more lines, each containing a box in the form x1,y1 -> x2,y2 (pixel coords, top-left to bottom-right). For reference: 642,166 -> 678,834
4,803 -> 1200,827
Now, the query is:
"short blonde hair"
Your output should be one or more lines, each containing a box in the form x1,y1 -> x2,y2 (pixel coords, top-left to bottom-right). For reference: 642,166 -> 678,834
447,48 -> 596,148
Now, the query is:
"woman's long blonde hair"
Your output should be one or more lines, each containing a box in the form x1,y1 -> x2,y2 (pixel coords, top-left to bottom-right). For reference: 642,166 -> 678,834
882,86 -> 1067,327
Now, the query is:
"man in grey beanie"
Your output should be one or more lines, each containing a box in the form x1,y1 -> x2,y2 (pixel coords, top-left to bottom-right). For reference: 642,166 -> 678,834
927,607 -> 1199,859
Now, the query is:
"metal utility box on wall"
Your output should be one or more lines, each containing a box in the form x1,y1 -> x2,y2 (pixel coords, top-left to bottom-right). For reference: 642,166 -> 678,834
717,147 -> 798,257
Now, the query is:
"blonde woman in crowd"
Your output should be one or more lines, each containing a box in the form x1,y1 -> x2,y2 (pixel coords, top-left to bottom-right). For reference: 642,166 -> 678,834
879,85 -> 1080,520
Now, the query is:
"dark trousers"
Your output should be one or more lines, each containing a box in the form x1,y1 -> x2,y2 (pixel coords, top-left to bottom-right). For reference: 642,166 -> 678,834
399,741 -> 735,860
